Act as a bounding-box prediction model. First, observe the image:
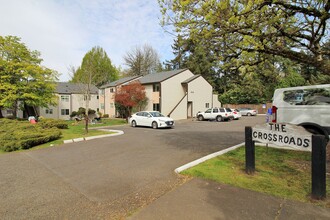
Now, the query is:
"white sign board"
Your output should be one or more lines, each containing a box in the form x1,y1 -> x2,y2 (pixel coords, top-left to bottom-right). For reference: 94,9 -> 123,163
252,123 -> 312,151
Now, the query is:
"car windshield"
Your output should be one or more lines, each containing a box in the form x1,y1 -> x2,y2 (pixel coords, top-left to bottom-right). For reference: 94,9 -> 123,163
149,112 -> 164,117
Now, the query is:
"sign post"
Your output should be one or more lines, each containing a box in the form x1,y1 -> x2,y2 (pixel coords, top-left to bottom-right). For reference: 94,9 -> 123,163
312,135 -> 326,200
246,123 -> 327,200
245,127 -> 255,174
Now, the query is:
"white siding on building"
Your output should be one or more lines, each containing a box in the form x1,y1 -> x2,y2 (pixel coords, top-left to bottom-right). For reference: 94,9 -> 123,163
144,85 -> 154,111
186,76 -> 213,117
160,70 -> 194,119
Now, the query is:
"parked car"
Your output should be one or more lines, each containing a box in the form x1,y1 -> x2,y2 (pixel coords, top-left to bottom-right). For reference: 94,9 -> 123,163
238,108 -> 258,116
129,111 -> 174,129
231,109 -> 242,120
197,107 -> 234,122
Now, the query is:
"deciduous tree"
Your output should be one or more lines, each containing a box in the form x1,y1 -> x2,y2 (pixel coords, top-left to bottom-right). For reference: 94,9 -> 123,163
123,44 -> 163,76
159,0 -> 330,75
114,81 -> 147,119
0,35 -> 58,118
71,46 -> 119,87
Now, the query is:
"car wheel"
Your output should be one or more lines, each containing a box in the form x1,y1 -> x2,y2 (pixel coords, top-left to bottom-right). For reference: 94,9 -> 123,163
131,120 -> 137,127
216,115 -> 222,122
198,115 -> 204,121
247,113 -> 252,116
152,121 -> 158,129
301,124 -> 329,142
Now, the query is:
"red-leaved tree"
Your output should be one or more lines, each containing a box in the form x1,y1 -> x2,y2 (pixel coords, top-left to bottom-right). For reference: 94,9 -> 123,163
114,81 -> 147,119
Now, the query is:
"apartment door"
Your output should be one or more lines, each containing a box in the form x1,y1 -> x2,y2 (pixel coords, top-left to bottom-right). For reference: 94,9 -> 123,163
187,102 -> 193,118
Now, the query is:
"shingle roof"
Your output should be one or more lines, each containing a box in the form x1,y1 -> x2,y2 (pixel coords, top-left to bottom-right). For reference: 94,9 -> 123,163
56,82 -> 98,94
139,69 -> 188,84
181,74 -> 201,84
100,76 -> 141,89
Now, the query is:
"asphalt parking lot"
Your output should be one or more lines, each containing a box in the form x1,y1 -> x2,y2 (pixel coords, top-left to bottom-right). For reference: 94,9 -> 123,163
0,116 -> 265,219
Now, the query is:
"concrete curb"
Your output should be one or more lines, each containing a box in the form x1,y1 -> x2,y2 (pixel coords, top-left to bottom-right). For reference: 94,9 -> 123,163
175,142 -> 245,173
174,142 -> 305,174
63,129 -> 124,144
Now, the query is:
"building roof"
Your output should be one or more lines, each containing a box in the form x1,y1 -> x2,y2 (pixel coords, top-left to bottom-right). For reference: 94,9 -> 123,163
56,82 -> 98,94
139,69 -> 188,84
181,74 -> 201,84
100,76 -> 141,89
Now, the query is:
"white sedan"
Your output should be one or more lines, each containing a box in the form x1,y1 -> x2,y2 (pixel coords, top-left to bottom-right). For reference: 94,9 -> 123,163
129,111 -> 174,129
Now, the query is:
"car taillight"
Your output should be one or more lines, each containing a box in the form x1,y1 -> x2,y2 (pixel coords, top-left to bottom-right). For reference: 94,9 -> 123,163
233,112 -> 237,114
271,106 -> 277,123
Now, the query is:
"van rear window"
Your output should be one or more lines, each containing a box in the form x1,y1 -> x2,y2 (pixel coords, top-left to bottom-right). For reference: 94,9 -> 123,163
283,88 -> 330,105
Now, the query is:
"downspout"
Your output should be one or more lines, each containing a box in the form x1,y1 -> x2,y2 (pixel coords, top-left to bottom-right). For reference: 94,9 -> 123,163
186,84 -> 189,118
70,93 -> 72,120
159,83 -> 162,112
103,89 -> 106,116
58,95 -> 60,119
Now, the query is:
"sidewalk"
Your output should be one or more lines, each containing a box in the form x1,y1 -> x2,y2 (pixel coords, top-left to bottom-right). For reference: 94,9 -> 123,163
129,178 -> 330,220
130,140 -> 330,220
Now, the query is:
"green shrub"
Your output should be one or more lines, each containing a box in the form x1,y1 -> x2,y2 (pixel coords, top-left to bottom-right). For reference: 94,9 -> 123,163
103,114 -> 109,118
0,119 -> 62,152
38,118 -> 68,129
70,111 -> 78,118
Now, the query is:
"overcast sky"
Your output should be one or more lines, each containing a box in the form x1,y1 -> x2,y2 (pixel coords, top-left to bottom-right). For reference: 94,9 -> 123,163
0,0 -> 175,81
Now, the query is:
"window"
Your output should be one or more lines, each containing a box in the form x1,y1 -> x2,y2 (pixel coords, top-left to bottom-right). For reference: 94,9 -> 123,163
153,103 -> 160,111
110,103 -> 114,108
283,88 -> 330,105
61,109 -> 69,115
84,95 -> 91,101
110,88 -> 114,93
97,95 -> 99,100
205,103 -> 209,108
45,109 -> 53,114
212,108 -> 218,113
100,103 -> 105,110
153,84 -> 160,92
100,89 -> 105,95
142,112 -> 150,117
205,109 -> 211,113
61,95 -> 69,102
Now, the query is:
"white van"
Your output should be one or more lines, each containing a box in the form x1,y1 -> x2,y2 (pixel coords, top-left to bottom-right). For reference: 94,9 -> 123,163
271,84 -> 330,139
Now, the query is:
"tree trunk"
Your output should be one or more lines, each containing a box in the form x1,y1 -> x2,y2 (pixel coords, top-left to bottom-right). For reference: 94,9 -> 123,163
13,101 -> 18,119
85,113 -> 89,134
0,106 -> 3,118
84,91 -> 90,134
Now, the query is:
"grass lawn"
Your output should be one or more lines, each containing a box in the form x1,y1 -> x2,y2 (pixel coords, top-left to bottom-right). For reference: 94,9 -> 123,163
1,118 -> 127,152
182,146 -> 330,207
84,118 -> 127,128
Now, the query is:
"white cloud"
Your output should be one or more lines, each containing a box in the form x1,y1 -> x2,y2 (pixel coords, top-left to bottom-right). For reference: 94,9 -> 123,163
0,0 -> 174,81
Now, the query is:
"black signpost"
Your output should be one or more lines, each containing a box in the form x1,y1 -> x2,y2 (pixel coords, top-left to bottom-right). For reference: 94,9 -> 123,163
245,127 -> 255,174
312,135 -> 327,200
245,125 -> 327,200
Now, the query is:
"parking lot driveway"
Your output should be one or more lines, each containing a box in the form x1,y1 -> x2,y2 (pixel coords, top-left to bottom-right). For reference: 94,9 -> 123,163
0,116 -> 265,219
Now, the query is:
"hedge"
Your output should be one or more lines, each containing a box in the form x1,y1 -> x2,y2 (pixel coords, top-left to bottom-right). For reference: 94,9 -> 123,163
0,118 -> 63,152
37,118 -> 68,129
